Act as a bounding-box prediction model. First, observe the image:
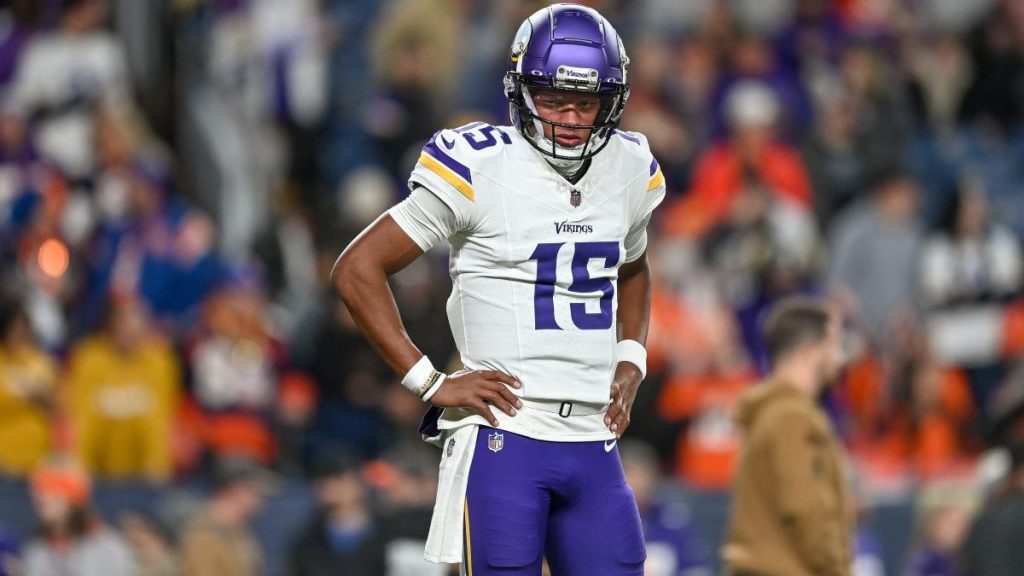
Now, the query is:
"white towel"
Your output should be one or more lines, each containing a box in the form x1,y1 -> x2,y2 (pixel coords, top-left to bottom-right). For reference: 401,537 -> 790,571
424,425 -> 479,564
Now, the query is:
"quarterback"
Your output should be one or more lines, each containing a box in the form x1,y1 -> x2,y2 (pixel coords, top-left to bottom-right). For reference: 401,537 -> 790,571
332,4 -> 665,575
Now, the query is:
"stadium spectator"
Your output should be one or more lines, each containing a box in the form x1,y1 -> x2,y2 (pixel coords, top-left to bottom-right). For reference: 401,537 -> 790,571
664,79 -> 813,239
6,0 -> 129,182
828,165 -> 924,348
722,298 -> 852,576
288,453 -> 386,576
184,266 -> 285,466
0,151 -> 73,350
179,456 -> 273,576
0,297 -> 56,475
710,32 -> 813,140
65,297 -> 180,481
962,441 -> 1024,576
0,1 -> 41,91
362,0 -> 462,185
616,36 -> 695,194
920,183 -> 1023,310
22,457 -> 135,576
619,439 -> 711,576
838,37 -> 914,164
903,485 -> 974,576
80,152 -> 220,335
959,0 -> 1024,127
305,293 -> 393,461
800,77 -> 874,230
118,511 -> 177,576
372,446 -> 444,576
919,183 -> 1023,427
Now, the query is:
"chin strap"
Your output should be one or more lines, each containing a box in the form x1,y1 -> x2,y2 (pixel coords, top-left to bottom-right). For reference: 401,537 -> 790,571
543,152 -> 585,177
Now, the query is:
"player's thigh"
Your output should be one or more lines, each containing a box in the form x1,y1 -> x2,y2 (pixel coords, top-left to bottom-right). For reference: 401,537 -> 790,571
463,428 -> 548,576
544,444 -> 646,576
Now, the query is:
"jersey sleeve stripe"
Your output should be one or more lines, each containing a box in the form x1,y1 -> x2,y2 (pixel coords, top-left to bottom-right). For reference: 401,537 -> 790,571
614,129 -> 642,145
423,139 -> 474,183
648,157 -> 659,176
418,151 -> 475,202
647,165 -> 665,192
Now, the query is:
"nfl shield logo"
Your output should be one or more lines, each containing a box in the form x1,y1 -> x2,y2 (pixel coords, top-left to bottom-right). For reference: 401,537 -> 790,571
488,431 -> 504,453
570,189 -> 581,207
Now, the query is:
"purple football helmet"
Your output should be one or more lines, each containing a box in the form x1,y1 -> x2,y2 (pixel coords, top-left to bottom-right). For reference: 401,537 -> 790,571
504,4 -> 630,161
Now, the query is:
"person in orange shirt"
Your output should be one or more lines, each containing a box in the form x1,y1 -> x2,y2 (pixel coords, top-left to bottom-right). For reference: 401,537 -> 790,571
65,297 -> 180,481
0,299 -> 57,475
663,80 -> 813,240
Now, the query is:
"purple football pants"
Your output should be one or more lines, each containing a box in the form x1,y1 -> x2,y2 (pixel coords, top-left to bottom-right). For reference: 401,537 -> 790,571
461,427 -> 646,575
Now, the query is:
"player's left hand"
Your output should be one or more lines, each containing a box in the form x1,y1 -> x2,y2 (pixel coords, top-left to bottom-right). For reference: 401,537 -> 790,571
605,362 -> 642,437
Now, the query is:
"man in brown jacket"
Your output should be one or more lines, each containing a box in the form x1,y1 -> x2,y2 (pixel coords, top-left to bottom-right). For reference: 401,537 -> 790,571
722,298 -> 853,576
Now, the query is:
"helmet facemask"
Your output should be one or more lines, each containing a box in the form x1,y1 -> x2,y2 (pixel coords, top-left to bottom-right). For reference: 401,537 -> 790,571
511,83 -> 627,163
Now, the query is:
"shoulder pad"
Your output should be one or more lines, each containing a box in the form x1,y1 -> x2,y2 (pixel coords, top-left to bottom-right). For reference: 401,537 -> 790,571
614,130 -> 664,192
414,123 -> 514,203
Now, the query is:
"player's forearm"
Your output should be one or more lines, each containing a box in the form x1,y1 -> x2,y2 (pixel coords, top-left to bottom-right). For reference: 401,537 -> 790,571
333,260 -> 423,375
331,215 -> 427,375
616,252 -> 652,344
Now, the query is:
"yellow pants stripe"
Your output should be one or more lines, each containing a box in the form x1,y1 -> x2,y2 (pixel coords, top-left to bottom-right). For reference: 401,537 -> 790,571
464,497 -> 473,575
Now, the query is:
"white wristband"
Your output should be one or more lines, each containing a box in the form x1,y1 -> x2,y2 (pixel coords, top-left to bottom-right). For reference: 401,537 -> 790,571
421,372 -> 447,402
401,356 -> 446,399
616,339 -> 647,379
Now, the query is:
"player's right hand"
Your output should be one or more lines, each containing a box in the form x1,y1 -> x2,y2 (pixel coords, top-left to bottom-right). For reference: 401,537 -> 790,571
429,370 -> 522,427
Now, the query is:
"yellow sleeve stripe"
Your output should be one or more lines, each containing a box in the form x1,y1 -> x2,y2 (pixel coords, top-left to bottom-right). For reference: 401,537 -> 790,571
647,166 -> 665,192
419,151 -> 475,202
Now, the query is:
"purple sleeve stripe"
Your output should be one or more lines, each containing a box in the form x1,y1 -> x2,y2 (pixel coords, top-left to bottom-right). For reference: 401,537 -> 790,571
615,130 -> 641,145
455,122 -> 486,133
649,157 -> 659,176
422,139 -> 473,184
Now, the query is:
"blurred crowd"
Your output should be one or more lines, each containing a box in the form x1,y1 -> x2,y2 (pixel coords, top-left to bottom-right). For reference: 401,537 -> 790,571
0,0 -> 1023,575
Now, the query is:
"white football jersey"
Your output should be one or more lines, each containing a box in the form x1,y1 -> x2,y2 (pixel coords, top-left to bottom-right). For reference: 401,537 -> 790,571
391,122 -> 665,440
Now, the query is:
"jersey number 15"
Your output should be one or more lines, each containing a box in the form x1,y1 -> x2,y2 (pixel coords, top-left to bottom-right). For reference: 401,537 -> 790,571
529,241 -> 619,331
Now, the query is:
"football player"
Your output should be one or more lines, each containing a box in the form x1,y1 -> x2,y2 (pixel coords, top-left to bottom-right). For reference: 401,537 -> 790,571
332,4 -> 665,575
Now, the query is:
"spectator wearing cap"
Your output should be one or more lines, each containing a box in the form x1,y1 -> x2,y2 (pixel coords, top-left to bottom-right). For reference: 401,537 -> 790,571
288,454 -> 385,576
0,297 -> 56,475
22,457 -> 135,576
962,441 -> 1024,576
65,296 -> 180,481
179,456 -> 273,576
664,80 -> 814,240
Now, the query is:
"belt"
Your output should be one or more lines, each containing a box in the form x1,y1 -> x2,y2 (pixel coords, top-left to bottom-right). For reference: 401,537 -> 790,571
518,399 -> 609,417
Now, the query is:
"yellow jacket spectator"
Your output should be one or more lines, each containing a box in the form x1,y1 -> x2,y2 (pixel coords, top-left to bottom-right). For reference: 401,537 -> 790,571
0,301 -> 57,475
67,298 -> 180,481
